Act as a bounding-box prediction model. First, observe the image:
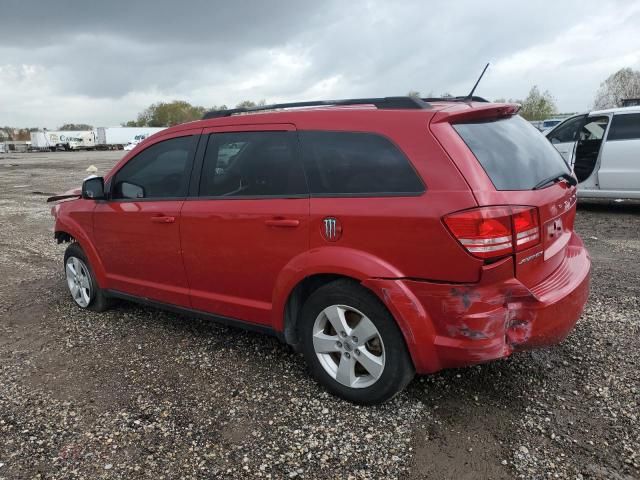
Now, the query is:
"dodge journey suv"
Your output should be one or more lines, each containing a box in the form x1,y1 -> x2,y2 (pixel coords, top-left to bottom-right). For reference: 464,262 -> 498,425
50,96 -> 591,404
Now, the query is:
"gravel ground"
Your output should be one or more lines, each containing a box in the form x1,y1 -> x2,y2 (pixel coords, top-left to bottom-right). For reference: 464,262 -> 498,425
0,151 -> 638,480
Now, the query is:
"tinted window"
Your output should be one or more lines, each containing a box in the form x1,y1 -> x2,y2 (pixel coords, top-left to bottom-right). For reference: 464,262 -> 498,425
607,113 -> 640,141
453,115 -> 570,191
112,135 -> 196,199
547,115 -> 586,144
199,131 -> 307,197
299,131 -> 424,195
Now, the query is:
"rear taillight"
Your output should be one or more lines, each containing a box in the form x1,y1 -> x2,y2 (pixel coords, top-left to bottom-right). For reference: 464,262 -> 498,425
512,206 -> 540,251
444,206 -> 540,260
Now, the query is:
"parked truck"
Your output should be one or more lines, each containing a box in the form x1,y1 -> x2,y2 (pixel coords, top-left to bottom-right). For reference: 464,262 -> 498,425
30,131 -> 96,151
95,127 -> 166,150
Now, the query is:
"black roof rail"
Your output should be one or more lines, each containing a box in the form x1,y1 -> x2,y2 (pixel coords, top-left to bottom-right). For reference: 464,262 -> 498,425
202,96 -> 431,119
422,95 -> 489,103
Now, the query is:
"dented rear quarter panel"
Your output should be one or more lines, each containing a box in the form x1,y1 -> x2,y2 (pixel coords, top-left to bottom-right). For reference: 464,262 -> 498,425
364,233 -> 590,373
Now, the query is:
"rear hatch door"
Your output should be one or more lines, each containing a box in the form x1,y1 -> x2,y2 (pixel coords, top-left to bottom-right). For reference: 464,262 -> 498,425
432,106 -> 577,288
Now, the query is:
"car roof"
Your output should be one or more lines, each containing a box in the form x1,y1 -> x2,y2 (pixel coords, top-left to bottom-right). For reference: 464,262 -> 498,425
591,105 -> 640,115
544,105 -> 640,137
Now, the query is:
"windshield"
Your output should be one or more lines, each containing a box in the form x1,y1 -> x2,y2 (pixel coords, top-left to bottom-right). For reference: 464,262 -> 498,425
453,115 -> 570,190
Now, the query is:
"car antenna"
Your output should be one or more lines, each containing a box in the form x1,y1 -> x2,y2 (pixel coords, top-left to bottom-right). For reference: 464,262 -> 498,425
464,62 -> 490,102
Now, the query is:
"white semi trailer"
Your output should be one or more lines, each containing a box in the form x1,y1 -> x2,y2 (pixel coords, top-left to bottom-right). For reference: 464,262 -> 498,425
95,127 -> 166,149
30,131 -> 96,151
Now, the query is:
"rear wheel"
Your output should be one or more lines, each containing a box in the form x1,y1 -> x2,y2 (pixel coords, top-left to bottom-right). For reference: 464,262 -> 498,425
299,280 -> 414,404
63,243 -> 110,312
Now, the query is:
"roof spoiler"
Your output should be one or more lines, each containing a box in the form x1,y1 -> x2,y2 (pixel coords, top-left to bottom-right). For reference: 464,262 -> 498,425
202,96 -> 432,119
431,103 -> 520,124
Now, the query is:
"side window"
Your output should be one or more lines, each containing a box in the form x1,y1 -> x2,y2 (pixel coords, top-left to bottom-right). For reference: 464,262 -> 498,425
547,116 -> 586,144
579,116 -> 609,141
299,131 -> 424,195
112,135 -> 197,200
607,113 -> 640,141
199,131 -> 307,197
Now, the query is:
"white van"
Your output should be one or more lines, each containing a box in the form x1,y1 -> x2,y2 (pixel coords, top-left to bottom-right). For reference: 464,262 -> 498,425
545,106 -> 640,199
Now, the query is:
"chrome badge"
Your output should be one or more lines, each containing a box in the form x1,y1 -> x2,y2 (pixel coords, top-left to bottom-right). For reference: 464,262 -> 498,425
547,218 -> 563,239
321,217 -> 342,242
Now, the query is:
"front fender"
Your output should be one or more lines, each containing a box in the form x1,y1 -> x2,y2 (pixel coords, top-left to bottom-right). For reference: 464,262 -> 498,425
54,205 -> 107,288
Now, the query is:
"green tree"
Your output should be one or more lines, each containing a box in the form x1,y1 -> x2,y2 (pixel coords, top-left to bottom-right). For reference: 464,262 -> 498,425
518,86 -> 557,121
59,123 -> 93,131
125,100 -> 275,126
235,99 -> 267,109
126,100 -> 209,127
593,67 -> 640,109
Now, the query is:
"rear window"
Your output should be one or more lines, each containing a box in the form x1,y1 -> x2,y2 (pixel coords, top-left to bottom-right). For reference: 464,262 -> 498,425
453,115 -> 570,190
607,113 -> 640,141
299,131 -> 424,196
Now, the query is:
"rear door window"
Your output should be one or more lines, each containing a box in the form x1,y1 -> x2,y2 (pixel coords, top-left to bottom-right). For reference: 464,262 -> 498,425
580,116 -> 609,141
607,113 -> 640,141
453,115 -> 570,191
199,131 -> 307,197
299,131 -> 424,196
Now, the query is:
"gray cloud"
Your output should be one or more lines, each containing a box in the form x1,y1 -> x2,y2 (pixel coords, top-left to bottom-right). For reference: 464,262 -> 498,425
1,0 -> 639,127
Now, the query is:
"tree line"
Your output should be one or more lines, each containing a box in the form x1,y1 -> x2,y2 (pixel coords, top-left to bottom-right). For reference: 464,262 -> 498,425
122,99 -> 266,127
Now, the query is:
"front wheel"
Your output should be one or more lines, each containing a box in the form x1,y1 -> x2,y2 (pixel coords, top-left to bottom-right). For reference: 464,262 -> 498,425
63,243 -> 111,312
299,280 -> 414,404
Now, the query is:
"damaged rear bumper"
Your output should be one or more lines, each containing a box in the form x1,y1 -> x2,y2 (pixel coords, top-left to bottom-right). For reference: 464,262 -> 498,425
364,234 -> 591,374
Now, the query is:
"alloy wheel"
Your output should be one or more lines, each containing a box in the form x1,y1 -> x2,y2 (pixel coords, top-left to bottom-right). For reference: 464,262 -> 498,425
312,304 -> 385,389
65,256 -> 92,308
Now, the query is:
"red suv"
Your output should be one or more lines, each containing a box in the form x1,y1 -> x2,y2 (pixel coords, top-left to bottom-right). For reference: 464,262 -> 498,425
50,96 -> 590,404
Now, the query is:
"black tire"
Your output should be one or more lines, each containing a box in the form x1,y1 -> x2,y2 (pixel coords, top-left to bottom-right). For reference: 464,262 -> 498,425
63,242 -> 111,312
299,279 -> 414,404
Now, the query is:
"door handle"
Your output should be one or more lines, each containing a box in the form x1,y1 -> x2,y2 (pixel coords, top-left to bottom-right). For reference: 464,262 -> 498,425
264,218 -> 300,228
151,215 -> 176,224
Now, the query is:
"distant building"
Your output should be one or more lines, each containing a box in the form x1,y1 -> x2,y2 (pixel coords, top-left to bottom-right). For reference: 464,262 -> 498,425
621,98 -> 640,107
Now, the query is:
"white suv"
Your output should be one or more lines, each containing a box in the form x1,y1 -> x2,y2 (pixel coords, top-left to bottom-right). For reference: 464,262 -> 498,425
545,106 -> 640,199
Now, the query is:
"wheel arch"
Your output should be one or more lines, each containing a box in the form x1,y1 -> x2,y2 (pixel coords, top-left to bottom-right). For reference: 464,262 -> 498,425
281,273 -> 356,348
54,217 -> 108,288
273,246 -> 403,332
273,247 -> 433,370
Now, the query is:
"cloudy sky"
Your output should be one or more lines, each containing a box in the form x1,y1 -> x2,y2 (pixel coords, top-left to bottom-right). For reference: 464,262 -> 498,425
1,0 -> 639,128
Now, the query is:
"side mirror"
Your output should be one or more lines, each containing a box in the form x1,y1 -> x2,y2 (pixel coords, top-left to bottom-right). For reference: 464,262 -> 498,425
82,176 -> 105,200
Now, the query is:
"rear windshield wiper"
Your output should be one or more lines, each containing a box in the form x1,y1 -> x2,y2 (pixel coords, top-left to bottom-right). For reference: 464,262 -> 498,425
533,172 -> 577,190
